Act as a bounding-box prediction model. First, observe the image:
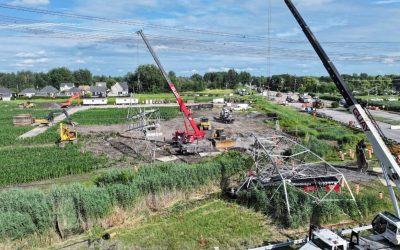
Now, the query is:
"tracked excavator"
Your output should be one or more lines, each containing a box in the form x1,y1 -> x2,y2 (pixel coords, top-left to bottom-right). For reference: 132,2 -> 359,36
60,93 -> 80,108
34,109 -> 75,126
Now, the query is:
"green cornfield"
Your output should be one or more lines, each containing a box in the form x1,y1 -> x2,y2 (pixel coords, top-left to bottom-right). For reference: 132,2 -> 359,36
0,145 -> 104,186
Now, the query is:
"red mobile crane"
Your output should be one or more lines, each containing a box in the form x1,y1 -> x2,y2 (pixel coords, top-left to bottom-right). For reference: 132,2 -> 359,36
136,30 -> 205,145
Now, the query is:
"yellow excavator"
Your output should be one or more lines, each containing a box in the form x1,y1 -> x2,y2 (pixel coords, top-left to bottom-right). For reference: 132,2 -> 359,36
211,128 -> 236,149
58,123 -> 78,146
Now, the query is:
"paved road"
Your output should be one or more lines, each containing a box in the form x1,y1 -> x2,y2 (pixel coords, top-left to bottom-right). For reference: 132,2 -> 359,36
18,103 -> 189,139
266,91 -> 400,143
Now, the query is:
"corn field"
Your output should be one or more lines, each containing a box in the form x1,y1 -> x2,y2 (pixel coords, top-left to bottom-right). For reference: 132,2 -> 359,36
0,145 -> 104,186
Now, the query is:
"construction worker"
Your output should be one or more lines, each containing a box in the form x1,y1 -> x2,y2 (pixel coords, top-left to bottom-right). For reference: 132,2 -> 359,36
356,139 -> 368,172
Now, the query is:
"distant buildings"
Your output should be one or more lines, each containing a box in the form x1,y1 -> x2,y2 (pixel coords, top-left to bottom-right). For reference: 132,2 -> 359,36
109,82 -> 129,97
2,81 -> 132,99
19,88 -> 37,98
0,87 -> 13,101
37,86 -> 59,97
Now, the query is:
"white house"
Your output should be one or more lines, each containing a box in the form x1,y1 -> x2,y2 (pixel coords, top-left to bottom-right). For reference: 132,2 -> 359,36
0,87 -> 13,101
19,88 -> 37,98
60,83 -> 74,92
109,82 -> 129,97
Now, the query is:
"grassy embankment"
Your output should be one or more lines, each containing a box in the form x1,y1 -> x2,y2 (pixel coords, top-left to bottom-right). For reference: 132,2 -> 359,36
249,96 -> 365,160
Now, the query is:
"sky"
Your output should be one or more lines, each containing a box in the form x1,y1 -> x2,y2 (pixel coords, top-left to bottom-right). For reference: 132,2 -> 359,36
0,0 -> 399,76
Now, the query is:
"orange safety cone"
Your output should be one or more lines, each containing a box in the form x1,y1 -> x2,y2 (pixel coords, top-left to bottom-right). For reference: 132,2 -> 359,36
354,184 -> 360,194
349,149 -> 354,159
339,151 -> 345,161
199,235 -> 206,247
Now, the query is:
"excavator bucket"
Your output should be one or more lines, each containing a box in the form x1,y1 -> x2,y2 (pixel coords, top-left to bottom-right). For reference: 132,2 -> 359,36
213,139 -> 236,149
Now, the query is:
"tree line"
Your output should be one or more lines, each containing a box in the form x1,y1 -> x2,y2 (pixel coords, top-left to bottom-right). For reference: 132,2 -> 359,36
0,65 -> 399,95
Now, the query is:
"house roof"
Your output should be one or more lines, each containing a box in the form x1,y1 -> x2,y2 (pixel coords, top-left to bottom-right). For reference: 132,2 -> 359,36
60,83 -> 74,88
66,87 -> 81,93
119,82 -> 129,91
39,85 -> 59,93
19,88 -> 37,94
90,86 -> 107,93
0,87 -> 13,94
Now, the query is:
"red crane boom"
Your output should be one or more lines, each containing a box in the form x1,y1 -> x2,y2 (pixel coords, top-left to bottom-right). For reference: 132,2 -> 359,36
136,30 -> 205,142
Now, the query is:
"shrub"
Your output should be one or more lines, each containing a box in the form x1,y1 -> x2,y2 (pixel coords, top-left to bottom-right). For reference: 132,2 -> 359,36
331,101 -> 339,108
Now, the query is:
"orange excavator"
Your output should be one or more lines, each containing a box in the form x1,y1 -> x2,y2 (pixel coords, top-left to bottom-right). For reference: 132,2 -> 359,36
60,93 -> 80,108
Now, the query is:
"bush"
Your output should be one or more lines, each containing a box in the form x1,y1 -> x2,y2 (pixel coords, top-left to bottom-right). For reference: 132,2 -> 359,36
331,101 -> 339,108
0,152 -> 252,240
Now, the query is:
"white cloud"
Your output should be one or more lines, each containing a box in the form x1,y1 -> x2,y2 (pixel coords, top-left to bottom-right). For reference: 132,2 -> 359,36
373,0 -> 400,4
10,0 -> 49,6
75,59 -> 86,64
295,0 -> 334,6
276,28 -> 300,38
16,50 -> 46,58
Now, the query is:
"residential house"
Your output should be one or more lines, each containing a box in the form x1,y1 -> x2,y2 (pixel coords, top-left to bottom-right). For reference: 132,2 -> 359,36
0,87 -> 13,101
19,88 -> 37,98
89,86 -> 107,97
65,87 -> 81,96
37,86 -> 59,97
109,82 -> 129,96
60,83 -> 74,92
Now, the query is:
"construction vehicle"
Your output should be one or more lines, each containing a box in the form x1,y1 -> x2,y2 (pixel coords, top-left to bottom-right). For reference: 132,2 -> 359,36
282,0 -> 400,248
58,122 -> 78,146
137,30 -> 205,152
33,109 -> 74,126
198,117 -> 211,130
313,98 -> 325,109
211,128 -> 236,149
18,101 -> 35,109
214,108 -> 235,124
60,93 -> 80,108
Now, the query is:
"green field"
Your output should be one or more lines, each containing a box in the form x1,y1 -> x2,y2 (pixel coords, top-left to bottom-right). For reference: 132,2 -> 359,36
0,145 -> 105,186
71,107 -> 180,125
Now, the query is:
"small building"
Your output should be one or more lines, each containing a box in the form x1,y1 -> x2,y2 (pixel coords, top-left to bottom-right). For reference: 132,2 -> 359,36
83,98 -> 108,105
89,86 -> 107,97
115,97 -> 138,105
0,87 -> 13,101
37,86 -> 59,97
59,83 -> 74,92
19,88 -> 37,98
109,82 -> 129,97
95,82 -> 107,88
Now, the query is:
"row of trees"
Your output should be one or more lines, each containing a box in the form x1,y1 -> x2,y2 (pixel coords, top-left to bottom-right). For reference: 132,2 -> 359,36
0,66 -> 399,95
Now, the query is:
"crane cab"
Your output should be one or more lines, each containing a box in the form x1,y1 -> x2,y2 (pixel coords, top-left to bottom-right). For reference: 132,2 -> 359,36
301,228 -> 348,250
372,211 -> 400,245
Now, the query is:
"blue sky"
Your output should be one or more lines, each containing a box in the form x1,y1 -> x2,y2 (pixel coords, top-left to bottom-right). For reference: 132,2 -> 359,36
0,0 -> 399,76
